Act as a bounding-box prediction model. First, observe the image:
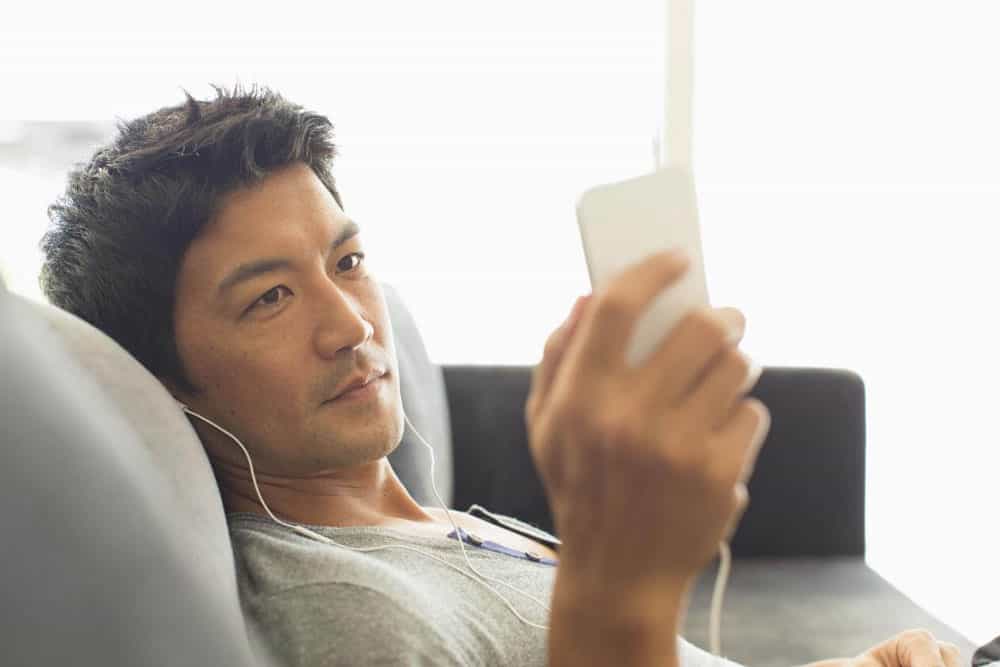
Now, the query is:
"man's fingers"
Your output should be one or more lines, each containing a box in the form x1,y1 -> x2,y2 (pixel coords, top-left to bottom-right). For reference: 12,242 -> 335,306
638,306 -> 746,407
576,249 -> 691,371
527,295 -> 591,421
938,642 -> 962,667
895,631 -> 946,667
709,398 -> 771,486
860,631 -> 964,667
681,344 -> 760,433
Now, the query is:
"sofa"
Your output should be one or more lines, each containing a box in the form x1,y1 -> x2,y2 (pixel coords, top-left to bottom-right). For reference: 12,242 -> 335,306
0,276 -> 977,666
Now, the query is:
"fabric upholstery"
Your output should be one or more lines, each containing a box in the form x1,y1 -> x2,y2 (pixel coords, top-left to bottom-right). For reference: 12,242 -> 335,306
444,365 -> 867,557
0,285 -> 264,666
382,283 -> 454,507
11,293 -> 240,602
684,557 -> 978,665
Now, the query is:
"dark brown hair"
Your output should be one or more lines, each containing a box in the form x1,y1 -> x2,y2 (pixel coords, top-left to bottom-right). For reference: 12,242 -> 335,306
40,84 -> 341,393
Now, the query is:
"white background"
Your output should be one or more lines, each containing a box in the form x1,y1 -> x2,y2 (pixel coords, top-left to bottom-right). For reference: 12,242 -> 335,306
1,0 -> 997,646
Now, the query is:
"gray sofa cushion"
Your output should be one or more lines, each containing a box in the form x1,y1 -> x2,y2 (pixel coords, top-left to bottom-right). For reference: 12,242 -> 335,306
684,557 -> 979,666
383,282 -> 454,507
0,282 -> 265,666
8,292 -> 241,606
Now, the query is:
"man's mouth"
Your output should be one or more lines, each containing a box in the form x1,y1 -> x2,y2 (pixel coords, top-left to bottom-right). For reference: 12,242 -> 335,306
325,370 -> 387,403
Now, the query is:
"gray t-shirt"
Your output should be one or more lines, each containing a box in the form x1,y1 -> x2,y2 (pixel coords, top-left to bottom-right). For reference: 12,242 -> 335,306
229,511 -> 743,667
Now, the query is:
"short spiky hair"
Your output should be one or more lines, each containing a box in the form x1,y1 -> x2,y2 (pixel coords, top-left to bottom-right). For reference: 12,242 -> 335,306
40,84 -> 341,393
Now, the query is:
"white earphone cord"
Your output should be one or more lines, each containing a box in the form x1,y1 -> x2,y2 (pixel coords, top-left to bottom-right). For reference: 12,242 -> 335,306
180,404 -> 731,655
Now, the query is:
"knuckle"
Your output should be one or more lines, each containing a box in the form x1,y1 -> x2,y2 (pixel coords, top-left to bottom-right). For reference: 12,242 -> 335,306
744,398 -> 771,430
594,291 -> 632,322
940,643 -> 961,656
722,347 -> 752,382
603,412 -> 644,449
558,398 -> 610,445
543,330 -> 564,358
726,399 -> 770,445
594,409 -> 664,466
691,308 -> 731,348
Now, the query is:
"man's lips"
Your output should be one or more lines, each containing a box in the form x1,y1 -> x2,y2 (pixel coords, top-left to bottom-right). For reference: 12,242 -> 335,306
325,370 -> 387,402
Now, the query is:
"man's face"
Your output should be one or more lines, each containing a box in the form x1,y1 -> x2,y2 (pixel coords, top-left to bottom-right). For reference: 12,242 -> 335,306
170,162 -> 403,475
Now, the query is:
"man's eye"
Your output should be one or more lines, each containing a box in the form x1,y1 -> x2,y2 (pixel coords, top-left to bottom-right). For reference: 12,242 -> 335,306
250,285 -> 292,311
338,252 -> 366,272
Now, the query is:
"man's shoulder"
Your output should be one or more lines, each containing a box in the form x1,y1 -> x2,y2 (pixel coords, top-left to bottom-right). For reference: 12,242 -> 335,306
226,514 -> 422,602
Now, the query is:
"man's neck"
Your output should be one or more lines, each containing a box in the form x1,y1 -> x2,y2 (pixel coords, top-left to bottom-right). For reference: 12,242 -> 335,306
217,457 -> 436,528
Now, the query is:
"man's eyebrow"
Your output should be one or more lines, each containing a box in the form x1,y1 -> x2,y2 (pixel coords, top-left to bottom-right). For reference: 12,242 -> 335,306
216,221 -> 361,296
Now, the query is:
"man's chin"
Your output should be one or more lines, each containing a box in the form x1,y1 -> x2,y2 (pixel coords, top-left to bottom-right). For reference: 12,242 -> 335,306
310,425 -> 403,468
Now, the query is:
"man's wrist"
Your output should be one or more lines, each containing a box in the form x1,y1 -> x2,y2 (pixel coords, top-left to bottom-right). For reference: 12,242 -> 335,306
551,558 -> 694,619
548,600 -> 682,667
548,570 -> 691,667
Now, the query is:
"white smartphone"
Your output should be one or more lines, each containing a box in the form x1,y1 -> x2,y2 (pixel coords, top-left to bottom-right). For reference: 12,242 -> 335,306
576,165 -> 711,368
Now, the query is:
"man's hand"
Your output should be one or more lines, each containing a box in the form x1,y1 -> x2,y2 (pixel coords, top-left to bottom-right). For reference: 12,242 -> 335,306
807,630 -> 964,667
526,249 -> 768,587
526,250 -> 770,667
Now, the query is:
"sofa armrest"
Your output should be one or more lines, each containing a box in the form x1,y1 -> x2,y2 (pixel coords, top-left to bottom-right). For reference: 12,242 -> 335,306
443,365 -> 866,558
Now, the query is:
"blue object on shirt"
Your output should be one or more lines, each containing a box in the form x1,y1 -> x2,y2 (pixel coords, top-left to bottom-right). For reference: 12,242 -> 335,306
447,526 -> 558,567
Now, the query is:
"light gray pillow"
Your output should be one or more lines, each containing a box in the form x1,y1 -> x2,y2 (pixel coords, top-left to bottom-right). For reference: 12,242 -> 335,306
0,286 -> 265,666
383,283 -> 455,507
11,293 -> 239,599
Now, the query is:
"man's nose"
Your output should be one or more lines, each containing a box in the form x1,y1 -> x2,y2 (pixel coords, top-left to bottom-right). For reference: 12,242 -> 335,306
312,282 -> 374,359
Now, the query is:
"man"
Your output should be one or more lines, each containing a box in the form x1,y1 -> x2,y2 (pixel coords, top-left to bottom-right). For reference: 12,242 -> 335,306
40,86 -> 963,667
